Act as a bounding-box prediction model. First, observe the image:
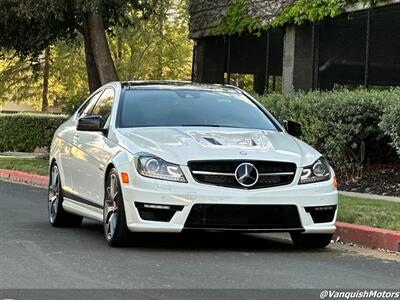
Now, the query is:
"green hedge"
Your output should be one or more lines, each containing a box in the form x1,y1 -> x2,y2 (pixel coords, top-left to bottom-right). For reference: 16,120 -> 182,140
380,101 -> 400,157
256,89 -> 400,177
1,91 -> 399,177
0,113 -> 68,152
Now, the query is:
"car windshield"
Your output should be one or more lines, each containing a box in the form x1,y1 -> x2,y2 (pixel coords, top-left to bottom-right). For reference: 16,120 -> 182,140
119,89 -> 278,131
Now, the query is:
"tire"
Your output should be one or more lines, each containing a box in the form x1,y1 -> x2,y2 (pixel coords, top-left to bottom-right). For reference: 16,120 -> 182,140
290,232 -> 333,249
48,163 -> 83,227
103,168 -> 131,247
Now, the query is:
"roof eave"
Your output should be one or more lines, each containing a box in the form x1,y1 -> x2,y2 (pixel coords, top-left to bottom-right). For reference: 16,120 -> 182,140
346,0 -> 400,12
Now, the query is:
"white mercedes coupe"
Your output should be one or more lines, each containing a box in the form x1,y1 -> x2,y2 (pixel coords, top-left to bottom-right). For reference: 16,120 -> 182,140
48,81 -> 338,247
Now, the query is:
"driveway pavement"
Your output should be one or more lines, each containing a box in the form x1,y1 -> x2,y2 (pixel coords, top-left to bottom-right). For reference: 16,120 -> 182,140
0,180 -> 399,298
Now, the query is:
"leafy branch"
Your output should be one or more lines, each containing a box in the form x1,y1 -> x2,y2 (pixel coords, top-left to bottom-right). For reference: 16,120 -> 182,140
209,0 -> 387,36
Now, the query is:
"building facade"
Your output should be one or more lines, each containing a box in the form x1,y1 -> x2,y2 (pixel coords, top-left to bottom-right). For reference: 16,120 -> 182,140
189,0 -> 400,94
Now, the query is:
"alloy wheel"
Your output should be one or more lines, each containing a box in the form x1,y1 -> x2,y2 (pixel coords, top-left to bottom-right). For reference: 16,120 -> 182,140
48,165 -> 60,224
104,173 -> 119,241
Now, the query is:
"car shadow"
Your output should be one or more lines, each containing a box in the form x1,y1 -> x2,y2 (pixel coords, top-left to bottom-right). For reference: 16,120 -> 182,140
77,220 -> 333,253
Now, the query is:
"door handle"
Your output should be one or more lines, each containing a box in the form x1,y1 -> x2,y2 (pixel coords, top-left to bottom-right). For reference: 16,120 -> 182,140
72,134 -> 80,144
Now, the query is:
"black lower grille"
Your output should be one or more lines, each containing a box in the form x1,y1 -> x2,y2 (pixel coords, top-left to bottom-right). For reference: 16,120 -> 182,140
189,160 -> 296,189
184,204 -> 302,230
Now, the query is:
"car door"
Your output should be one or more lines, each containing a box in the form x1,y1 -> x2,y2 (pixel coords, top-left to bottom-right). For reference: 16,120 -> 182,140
58,91 -> 102,195
70,88 -> 116,208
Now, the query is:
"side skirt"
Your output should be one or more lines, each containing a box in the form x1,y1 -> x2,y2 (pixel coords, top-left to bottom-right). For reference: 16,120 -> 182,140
62,191 -> 103,222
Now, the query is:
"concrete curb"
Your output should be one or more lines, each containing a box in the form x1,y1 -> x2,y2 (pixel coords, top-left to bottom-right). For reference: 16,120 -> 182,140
1,169 -> 399,252
0,169 -> 49,187
339,191 -> 400,203
334,221 -> 400,252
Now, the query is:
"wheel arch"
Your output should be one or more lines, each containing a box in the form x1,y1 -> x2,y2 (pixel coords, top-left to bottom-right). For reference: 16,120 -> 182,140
104,163 -> 116,186
50,158 -> 57,168
104,150 -> 133,187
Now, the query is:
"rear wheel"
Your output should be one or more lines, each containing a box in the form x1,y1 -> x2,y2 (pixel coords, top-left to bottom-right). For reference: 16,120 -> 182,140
290,232 -> 333,249
48,163 -> 83,227
103,169 -> 130,247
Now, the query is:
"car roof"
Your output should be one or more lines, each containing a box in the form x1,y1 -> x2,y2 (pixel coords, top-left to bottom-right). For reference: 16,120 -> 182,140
120,80 -> 242,93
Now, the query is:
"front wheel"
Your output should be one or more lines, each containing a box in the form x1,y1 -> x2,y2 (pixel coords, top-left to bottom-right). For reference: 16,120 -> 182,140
290,232 -> 333,249
103,169 -> 131,247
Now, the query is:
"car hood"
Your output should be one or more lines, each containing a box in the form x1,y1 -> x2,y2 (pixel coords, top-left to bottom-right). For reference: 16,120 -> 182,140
116,127 -> 321,167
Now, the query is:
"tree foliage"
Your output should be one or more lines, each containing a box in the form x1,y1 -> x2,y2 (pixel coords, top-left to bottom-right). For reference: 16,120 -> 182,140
0,0 -> 193,112
0,0 -> 159,92
272,0 -> 381,26
210,0 -> 386,36
209,0 -> 264,36
111,0 -> 192,80
0,0 -> 153,56
0,42 -> 88,110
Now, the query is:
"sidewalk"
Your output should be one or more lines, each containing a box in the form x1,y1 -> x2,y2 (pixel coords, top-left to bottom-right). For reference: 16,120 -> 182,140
339,191 -> 400,203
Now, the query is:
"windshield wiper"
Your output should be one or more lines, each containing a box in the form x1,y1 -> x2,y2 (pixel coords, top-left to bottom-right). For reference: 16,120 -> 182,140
180,124 -> 222,127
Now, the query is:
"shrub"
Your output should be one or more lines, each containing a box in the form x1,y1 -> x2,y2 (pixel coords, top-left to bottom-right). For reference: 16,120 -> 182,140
256,89 -> 399,178
0,113 -> 68,152
380,100 -> 400,157
62,94 -> 87,116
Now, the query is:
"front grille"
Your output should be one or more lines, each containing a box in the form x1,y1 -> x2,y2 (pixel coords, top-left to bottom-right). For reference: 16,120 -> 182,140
188,160 -> 296,189
184,204 -> 302,230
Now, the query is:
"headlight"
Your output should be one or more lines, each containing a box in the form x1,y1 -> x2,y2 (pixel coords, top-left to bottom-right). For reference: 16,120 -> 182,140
299,157 -> 331,184
136,154 -> 187,183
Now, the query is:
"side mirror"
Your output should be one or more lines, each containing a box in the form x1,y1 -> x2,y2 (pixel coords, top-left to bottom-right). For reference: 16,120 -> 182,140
77,115 -> 106,133
283,120 -> 302,138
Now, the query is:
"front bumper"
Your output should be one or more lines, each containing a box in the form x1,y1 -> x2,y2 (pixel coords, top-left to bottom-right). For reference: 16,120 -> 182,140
121,166 -> 338,234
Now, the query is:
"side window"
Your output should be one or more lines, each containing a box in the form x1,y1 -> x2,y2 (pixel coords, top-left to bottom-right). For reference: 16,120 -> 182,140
91,88 -> 115,126
77,91 -> 102,118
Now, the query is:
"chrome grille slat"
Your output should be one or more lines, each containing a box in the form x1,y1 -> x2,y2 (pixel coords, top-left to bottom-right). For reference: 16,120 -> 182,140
188,160 -> 297,189
258,172 -> 295,176
192,171 -> 236,176
192,171 -> 295,177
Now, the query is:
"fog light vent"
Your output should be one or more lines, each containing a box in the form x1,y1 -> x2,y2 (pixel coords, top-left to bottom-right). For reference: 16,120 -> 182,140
305,205 -> 337,223
135,202 -> 183,222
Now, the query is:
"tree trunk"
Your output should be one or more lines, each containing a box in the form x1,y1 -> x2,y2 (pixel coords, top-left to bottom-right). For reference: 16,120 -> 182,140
87,10 -> 119,84
83,20 -> 102,93
41,47 -> 50,112
156,1 -> 166,79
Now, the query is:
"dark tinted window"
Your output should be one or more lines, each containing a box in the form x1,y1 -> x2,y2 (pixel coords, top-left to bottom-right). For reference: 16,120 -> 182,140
119,89 -> 277,131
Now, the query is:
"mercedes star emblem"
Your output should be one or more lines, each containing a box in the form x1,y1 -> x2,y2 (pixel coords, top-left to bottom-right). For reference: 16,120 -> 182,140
235,163 -> 259,187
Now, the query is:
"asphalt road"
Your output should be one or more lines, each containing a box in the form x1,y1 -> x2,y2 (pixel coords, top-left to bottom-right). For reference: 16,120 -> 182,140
0,179 -> 399,296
